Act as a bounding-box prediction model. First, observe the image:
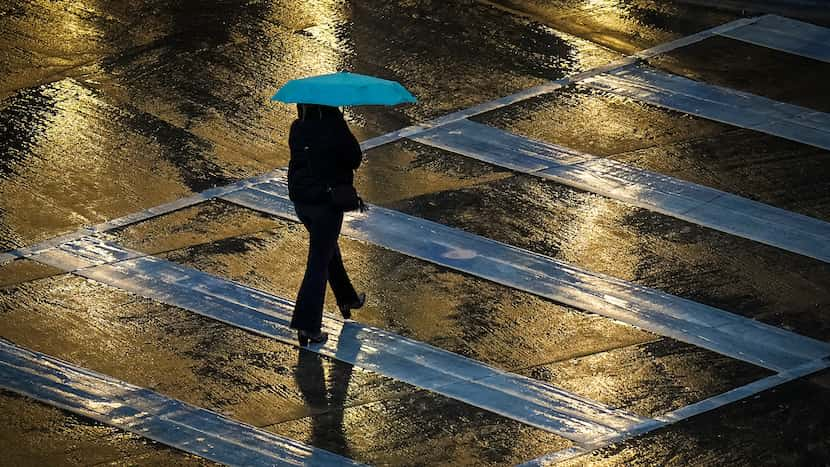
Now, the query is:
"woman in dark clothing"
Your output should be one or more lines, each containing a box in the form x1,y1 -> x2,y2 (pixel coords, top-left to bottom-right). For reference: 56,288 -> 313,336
288,103 -> 366,346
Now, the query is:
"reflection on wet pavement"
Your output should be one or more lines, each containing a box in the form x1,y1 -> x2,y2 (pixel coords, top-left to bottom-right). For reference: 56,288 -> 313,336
294,351 -> 354,458
98,198 -> 793,441
478,0 -> 738,53
525,339 -> 770,418
1,340 -> 360,466
355,140 -> 513,205
3,0 -> 830,464
0,79 -> 239,246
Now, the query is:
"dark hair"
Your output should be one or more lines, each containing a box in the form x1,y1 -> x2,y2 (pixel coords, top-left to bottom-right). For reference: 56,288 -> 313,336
297,103 -> 342,120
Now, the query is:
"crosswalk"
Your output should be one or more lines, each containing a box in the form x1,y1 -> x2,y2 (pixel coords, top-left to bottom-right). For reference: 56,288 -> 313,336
220,175 -> 830,372
24,236 -> 650,445
2,13 -> 830,467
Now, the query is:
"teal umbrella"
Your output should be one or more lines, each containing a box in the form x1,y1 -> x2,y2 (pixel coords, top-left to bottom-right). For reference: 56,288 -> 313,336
271,72 -> 417,106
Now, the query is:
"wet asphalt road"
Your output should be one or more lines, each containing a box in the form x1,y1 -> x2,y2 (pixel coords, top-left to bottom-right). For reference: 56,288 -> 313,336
1,1 -> 830,465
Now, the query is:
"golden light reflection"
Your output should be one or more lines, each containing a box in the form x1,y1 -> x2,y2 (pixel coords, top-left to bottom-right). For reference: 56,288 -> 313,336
582,0 -> 616,10
272,0 -> 352,78
576,0 -> 628,35
0,78 -> 190,243
568,0 -> 673,53
256,0 -> 357,160
558,195 -> 640,281
52,1 -> 107,54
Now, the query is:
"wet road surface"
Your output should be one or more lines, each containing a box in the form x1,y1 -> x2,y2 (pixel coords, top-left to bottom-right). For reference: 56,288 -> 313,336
2,0 -> 830,465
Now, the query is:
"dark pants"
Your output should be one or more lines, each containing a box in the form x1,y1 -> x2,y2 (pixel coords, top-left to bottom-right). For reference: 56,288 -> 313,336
290,203 -> 359,332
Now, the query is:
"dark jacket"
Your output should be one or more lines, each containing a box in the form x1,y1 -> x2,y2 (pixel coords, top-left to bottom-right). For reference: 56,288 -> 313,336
287,105 -> 362,204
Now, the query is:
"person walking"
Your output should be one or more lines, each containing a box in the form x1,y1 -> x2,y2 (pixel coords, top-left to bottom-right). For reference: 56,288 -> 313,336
287,103 -> 366,347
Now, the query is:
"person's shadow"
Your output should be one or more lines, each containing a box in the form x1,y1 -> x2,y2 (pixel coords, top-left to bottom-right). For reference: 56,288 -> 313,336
294,345 -> 355,458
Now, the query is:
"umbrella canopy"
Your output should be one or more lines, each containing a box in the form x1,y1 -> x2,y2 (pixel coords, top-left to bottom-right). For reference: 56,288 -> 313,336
271,72 -> 417,106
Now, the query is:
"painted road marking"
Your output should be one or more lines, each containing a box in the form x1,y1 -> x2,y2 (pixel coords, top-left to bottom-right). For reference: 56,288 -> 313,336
410,119 -> 830,264
3,14 -> 826,463
26,228 -> 830,461
218,176 -> 830,372
583,64 -> 830,151
26,237 -> 648,445
0,339 -> 362,467
720,15 -> 830,64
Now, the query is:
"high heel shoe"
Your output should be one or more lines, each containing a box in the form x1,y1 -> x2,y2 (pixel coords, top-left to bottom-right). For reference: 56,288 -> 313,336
298,330 -> 328,347
338,292 -> 366,320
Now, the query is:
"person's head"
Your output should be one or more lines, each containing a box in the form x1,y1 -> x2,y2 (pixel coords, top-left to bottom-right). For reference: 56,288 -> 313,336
297,103 -> 342,121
